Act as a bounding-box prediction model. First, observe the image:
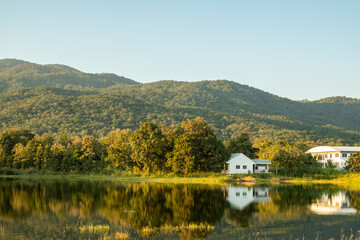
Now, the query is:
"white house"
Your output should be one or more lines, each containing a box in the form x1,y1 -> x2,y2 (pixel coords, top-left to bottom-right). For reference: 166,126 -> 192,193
306,146 -> 360,169
225,153 -> 271,174
226,186 -> 271,210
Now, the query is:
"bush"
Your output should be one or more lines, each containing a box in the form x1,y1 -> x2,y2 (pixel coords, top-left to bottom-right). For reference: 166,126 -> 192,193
273,166 -> 346,178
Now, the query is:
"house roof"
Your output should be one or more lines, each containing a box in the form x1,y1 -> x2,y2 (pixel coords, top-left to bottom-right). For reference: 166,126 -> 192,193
307,146 -> 360,153
229,153 -> 242,159
252,159 -> 271,165
227,153 -> 271,165
227,153 -> 249,163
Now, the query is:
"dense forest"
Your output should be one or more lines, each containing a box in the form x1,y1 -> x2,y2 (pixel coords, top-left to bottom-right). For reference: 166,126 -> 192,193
1,59 -> 360,145
0,119 -> 336,177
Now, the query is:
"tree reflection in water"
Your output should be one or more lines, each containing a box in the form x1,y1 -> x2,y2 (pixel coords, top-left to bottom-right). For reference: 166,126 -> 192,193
0,179 -> 226,239
0,179 -> 359,239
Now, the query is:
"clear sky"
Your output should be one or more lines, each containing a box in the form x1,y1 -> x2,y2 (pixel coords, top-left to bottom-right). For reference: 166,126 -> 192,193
0,0 -> 359,100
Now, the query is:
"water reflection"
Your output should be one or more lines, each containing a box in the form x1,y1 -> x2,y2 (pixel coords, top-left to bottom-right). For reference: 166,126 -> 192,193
0,179 -> 359,239
311,191 -> 357,215
226,186 -> 270,210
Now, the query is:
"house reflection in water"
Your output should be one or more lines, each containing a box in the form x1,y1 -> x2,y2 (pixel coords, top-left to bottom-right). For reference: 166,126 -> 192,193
310,191 -> 357,215
226,186 -> 271,210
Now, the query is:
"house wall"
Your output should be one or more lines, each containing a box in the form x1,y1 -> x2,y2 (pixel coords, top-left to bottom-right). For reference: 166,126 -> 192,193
228,155 -> 254,174
311,151 -> 353,169
254,164 -> 269,173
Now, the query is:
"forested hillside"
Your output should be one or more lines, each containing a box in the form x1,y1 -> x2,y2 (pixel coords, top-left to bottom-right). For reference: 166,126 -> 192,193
1,59 -> 360,145
0,59 -> 138,93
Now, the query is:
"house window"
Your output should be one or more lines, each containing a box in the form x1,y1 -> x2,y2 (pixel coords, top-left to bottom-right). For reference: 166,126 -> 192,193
243,165 -> 247,169
243,192 -> 247,196
329,154 -> 332,158
335,153 -> 339,157
236,165 -> 240,169
342,153 -> 347,157
236,192 -> 240,196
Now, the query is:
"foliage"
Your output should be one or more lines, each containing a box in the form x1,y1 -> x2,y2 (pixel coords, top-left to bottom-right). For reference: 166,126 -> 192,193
1,60 -> 360,144
166,133 -> 196,174
166,118 -> 228,174
0,59 -> 138,94
130,123 -> 169,174
0,118 -> 230,175
258,140 -> 319,176
225,132 -> 258,158
103,129 -> 133,170
348,152 -> 360,173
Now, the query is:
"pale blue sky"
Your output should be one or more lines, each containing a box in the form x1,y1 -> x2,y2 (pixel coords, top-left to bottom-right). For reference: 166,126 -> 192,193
1,0 -> 359,100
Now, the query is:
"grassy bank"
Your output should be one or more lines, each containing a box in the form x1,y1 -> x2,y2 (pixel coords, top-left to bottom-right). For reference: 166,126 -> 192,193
1,168 -> 360,189
0,168 -> 229,184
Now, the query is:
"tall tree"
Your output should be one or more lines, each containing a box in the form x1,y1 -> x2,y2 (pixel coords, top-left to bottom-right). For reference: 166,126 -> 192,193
103,129 -> 133,170
166,133 -> 196,174
0,129 -> 35,167
225,133 -> 257,158
79,136 -> 105,171
130,123 -> 169,174
169,117 -> 228,172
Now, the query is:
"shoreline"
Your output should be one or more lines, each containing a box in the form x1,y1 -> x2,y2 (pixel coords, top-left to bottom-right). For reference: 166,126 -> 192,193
0,172 -> 359,189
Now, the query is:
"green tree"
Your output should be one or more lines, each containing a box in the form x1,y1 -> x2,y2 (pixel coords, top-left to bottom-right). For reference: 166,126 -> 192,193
79,136 -> 105,171
348,151 -> 360,173
12,143 -> 28,169
103,129 -> 133,170
0,129 -> 35,167
172,117 -> 228,172
272,148 -> 317,176
166,133 -> 196,174
0,145 -> 5,166
225,133 -> 257,158
130,123 -> 169,174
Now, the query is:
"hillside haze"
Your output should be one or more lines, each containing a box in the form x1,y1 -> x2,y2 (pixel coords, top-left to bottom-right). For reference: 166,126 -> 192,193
0,59 -> 359,145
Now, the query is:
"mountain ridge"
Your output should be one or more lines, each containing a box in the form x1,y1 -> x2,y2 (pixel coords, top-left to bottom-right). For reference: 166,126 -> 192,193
0,59 -> 359,145
0,59 -> 139,93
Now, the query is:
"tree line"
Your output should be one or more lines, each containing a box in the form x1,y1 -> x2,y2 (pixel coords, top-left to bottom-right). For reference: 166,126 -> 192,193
0,117 -> 233,174
1,116 -> 358,176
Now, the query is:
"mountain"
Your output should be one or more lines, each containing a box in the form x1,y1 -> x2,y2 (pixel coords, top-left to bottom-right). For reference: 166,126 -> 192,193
0,59 -> 359,145
0,59 -> 138,93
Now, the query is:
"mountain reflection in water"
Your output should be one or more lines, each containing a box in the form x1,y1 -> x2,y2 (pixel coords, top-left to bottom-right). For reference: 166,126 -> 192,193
0,179 -> 359,239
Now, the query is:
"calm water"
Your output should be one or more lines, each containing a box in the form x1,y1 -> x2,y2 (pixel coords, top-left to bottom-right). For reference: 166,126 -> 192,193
0,179 -> 359,240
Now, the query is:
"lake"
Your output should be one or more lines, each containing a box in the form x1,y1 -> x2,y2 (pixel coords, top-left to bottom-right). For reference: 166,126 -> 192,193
0,178 -> 359,240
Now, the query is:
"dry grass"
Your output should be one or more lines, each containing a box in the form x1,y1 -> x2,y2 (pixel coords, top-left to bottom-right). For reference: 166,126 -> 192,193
79,224 -> 110,234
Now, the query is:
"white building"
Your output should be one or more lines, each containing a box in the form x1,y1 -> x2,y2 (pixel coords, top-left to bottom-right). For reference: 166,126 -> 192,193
225,153 -> 271,174
226,186 -> 271,210
306,146 -> 360,169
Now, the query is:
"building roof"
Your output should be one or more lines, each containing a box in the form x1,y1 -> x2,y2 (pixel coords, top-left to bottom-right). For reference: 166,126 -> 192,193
227,153 -> 271,165
229,153 -> 242,160
307,146 -> 360,153
227,153 -> 250,163
252,159 -> 271,165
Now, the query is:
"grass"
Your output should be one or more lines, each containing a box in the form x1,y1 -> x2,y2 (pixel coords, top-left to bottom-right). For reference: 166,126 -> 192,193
1,167 -> 360,188
139,223 -> 215,237
0,168 -> 230,184
79,224 -> 110,234
235,229 -> 360,240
